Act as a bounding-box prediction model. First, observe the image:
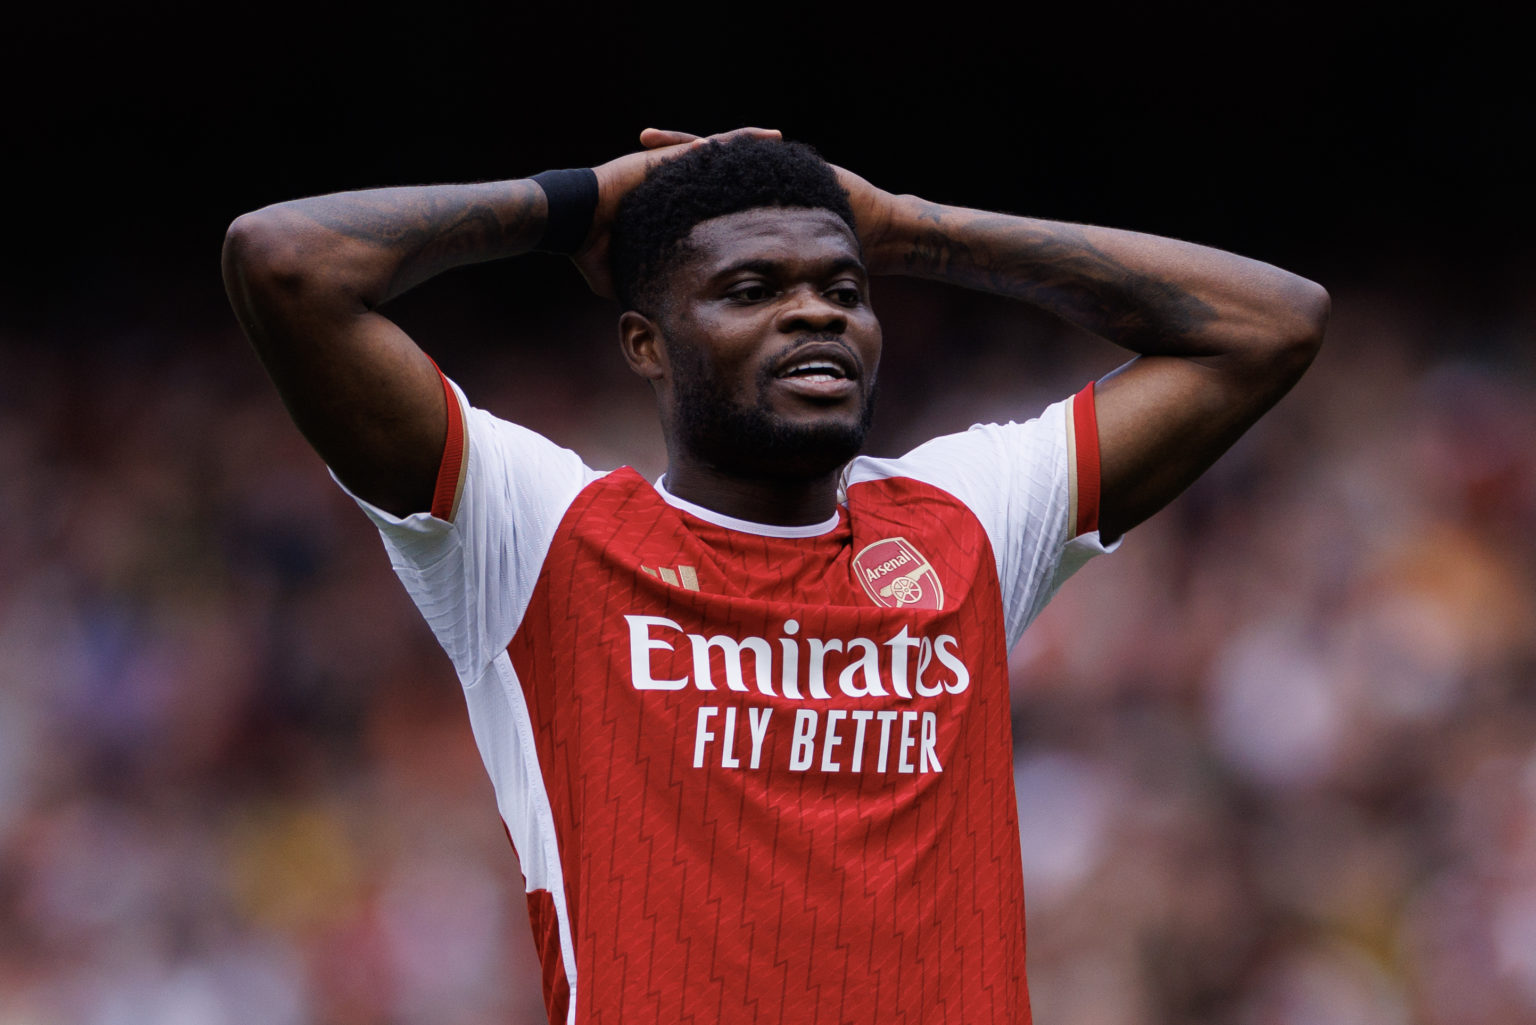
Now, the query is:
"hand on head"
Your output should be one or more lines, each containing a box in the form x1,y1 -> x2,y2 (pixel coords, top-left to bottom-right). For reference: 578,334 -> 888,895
638,127 -> 783,150
574,126 -> 896,297
574,128 -> 782,297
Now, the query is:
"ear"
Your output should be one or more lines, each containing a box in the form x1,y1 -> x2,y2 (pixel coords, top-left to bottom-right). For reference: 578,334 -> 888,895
619,310 -> 667,381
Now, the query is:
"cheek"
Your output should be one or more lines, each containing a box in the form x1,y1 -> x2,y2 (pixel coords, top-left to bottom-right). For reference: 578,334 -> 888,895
668,339 -> 751,408
858,321 -> 884,376
668,345 -> 715,397
684,330 -> 764,385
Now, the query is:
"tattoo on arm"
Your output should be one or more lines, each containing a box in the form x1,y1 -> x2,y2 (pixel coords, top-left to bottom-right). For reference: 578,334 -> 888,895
292,181 -> 544,299
901,205 -> 1217,349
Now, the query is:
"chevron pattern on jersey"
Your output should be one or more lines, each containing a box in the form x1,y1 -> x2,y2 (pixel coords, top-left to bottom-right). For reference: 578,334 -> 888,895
506,468 -> 1031,1024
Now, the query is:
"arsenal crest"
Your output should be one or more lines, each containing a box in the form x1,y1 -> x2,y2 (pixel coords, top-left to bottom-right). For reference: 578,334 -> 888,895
853,537 -> 944,611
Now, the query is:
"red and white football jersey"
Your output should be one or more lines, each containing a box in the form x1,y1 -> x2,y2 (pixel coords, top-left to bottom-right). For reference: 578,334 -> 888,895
340,374 -> 1113,1024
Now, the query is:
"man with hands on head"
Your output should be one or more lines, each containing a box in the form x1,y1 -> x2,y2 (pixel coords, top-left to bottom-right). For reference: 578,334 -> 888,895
223,126 -> 1327,1024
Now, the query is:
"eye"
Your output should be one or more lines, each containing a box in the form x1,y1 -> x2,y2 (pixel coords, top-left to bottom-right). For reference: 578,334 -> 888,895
725,281 -> 774,303
827,282 -> 865,306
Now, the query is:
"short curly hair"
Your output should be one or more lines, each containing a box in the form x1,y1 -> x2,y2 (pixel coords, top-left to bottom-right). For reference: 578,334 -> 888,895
609,136 -> 857,313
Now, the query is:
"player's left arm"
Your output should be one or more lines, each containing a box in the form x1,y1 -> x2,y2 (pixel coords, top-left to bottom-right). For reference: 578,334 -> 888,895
847,176 -> 1330,542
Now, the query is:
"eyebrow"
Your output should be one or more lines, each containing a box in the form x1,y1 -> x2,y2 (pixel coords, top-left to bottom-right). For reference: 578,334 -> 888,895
708,255 -> 868,283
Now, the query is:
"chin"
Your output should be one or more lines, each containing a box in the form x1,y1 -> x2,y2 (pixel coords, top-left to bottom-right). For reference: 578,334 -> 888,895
671,361 -> 878,480
680,403 -> 873,480
721,418 -> 867,479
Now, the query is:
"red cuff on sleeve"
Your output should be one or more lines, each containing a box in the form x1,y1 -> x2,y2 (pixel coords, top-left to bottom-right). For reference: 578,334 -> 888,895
430,366 -> 466,521
1072,381 -> 1101,537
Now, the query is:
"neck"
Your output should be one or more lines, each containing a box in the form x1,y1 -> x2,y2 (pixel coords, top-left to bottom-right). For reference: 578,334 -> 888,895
662,461 -> 842,526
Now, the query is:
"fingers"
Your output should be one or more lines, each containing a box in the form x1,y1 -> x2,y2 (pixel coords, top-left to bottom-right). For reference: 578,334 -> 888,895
639,126 -> 782,150
706,127 -> 782,142
639,128 -> 700,149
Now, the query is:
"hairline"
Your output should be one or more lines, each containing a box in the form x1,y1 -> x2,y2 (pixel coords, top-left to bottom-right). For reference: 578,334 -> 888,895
647,204 -> 864,313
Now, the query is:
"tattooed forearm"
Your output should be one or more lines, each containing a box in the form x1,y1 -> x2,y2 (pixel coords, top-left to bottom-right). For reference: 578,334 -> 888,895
898,204 -> 1219,351
285,179 -> 546,302
296,182 -> 539,248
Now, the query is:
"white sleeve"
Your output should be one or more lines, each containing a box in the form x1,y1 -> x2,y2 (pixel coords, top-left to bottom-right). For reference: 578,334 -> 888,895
332,375 -> 603,682
849,385 -> 1118,650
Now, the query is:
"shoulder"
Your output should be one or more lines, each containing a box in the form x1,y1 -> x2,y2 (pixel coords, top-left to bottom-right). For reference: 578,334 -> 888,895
844,383 -> 1103,550
847,394 -> 1075,499
448,379 -> 607,511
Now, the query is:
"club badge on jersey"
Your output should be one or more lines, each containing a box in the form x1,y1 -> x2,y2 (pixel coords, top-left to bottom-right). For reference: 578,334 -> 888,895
853,537 -> 945,610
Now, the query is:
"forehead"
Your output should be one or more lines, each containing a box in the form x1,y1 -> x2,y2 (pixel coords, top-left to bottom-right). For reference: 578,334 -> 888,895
680,207 -> 862,277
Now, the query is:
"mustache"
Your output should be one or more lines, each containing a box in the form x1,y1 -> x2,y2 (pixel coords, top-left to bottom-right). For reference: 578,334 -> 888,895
764,335 -> 868,382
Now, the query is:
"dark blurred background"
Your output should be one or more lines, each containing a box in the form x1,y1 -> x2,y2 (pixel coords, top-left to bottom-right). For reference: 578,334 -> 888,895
3,5 -> 1534,1024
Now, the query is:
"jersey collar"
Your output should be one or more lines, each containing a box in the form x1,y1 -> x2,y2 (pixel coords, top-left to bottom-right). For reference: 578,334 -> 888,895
653,475 -> 842,539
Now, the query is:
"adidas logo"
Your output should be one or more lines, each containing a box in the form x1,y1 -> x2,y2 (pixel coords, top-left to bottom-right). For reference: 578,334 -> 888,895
640,564 -> 700,592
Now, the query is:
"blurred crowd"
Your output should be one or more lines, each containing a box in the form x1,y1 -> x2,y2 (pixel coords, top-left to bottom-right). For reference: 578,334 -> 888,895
1,283 -> 1533,1025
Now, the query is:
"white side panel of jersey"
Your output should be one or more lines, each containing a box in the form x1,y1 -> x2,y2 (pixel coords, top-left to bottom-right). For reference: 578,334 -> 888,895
464,652 -> 578,1019
334,379 -> 604,683
846,396 -> 1116,651
336,381 -> 591,1018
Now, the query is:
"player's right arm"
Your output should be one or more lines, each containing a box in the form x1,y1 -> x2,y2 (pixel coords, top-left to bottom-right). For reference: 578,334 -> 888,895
221,128 -> 780,518
222,180 -> 547,517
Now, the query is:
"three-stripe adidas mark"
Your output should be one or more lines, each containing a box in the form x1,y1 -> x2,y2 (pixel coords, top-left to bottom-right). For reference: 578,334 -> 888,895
641,564 -> 700,591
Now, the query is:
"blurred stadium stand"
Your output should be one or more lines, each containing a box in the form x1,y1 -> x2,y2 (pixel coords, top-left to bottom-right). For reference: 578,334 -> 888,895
1,279 -> 1533,1023
3,4 -> 1534,1022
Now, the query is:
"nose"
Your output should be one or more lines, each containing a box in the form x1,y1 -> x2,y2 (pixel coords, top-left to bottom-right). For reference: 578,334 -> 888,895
775,285 -> 847,334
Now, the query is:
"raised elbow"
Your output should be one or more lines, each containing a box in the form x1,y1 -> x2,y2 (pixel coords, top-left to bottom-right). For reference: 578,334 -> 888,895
1287,277 -> 1331,352
1259,275 -> 1330,380
222,208 -> 307,291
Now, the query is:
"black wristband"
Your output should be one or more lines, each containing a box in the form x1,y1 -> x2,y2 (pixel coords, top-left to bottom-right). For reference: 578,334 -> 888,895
531,168 -> 600,254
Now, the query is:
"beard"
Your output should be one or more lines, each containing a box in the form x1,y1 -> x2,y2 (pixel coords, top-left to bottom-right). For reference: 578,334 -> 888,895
670,345 -> 876,480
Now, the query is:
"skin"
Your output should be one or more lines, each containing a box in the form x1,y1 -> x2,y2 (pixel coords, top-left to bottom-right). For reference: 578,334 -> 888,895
619,207 -> 882,525
863,195 -> 1330,540
223,128 -> 1330,539
222,127 -> 782,516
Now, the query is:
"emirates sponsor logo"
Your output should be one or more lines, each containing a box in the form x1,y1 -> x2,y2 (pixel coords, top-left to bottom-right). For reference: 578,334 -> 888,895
691,705 -> 945,776
622,615 -> 968,776
853,537 -> 943,610
623,616 -> 969,700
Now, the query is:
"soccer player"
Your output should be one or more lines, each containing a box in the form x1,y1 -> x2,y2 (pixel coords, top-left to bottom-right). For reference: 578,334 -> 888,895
222,127 -> 1328,1024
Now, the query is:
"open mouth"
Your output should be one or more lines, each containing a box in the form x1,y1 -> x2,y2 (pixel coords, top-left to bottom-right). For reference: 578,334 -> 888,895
773,343 -> 859,385
779,360 -> 848,384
